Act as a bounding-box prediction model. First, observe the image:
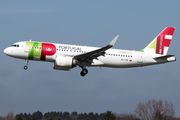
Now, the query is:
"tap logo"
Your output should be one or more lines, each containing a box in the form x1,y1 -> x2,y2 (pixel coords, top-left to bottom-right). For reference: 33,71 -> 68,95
156,34 -> 164,54
156,27 -> 174,55
26,42 -> 56,60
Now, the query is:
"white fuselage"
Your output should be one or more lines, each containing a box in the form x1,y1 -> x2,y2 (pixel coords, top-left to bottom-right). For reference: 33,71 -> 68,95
3,27 -> 176,76
4,41 -> 175,69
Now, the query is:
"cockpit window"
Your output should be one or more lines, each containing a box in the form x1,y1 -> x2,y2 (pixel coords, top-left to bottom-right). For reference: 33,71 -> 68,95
11,44 -> 19,47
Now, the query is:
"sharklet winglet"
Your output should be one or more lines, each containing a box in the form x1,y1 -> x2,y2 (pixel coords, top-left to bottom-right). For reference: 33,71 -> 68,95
109,35 -> 119,46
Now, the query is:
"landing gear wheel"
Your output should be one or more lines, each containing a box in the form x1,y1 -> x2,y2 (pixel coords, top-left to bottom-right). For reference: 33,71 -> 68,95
80,69 -> 88,76
24,66 -> 28,70
24,60 -> 29,70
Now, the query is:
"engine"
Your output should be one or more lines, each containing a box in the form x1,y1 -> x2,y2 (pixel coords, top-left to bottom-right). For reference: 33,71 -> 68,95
54,56 -> 77,71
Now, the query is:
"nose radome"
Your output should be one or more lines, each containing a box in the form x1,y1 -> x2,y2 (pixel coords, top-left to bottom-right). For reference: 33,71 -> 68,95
4,48 -> 11,55
4,48 -> 8,54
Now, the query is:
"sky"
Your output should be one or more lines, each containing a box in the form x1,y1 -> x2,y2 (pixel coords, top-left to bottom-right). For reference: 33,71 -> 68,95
0,0 -> 180,117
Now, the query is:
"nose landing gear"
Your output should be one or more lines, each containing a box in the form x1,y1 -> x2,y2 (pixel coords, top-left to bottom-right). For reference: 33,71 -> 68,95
24,60 -> 29,70
24,66 -> 28,70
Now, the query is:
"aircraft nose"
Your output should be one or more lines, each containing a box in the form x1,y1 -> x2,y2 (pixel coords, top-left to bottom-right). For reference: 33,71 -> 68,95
4,47 -> 11,56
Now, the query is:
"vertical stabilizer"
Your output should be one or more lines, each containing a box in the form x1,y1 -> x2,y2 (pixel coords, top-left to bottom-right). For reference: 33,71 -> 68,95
141,27 -> 175,55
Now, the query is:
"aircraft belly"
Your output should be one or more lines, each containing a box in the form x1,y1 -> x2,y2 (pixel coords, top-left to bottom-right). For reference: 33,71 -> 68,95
99,57 -> 138,68
45,56 -> 55,62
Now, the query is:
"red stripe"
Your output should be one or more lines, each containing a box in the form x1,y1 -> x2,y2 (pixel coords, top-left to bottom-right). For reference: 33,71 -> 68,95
41,43 -> 56,60
156,35 -> 164,54
167,28 -> 175,35
164,39 -> 171,47
161,27 -> 175,36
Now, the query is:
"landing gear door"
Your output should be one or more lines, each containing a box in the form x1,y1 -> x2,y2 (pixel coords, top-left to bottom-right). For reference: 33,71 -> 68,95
25,46 -> 29,53
138,53 -> 143,63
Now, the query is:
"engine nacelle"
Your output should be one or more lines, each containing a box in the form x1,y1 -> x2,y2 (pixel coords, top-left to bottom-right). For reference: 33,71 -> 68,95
54,56 -> 77,71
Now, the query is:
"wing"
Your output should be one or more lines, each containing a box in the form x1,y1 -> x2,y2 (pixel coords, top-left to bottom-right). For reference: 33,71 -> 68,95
74,35 -> 119,63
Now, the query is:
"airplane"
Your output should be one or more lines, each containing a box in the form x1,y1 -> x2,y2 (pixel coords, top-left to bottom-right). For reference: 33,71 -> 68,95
4,27 -> 176,76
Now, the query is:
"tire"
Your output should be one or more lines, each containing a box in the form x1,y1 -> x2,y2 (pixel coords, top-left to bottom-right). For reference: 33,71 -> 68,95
80,71 -> 85,76
83,69 -> 88,74
80,69 -> 88,76
24,66 -> 28,70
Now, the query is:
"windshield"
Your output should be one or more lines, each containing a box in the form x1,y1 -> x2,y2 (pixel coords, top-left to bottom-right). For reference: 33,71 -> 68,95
11,44 -> 19,47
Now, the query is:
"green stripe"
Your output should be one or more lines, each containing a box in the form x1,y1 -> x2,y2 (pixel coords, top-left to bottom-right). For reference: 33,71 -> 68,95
26,42 -> 42,60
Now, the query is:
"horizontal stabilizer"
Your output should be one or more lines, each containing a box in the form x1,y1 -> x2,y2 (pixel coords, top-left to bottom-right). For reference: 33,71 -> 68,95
154,55 -> 175,59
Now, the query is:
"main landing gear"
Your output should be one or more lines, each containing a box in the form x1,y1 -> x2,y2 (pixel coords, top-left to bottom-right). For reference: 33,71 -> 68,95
80,61 -> 88,76
24,60 -> 29,70
80,68 -> 88,76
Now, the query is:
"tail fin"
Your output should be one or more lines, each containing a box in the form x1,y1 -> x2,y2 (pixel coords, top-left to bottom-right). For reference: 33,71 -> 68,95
141,27 -> 175,55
